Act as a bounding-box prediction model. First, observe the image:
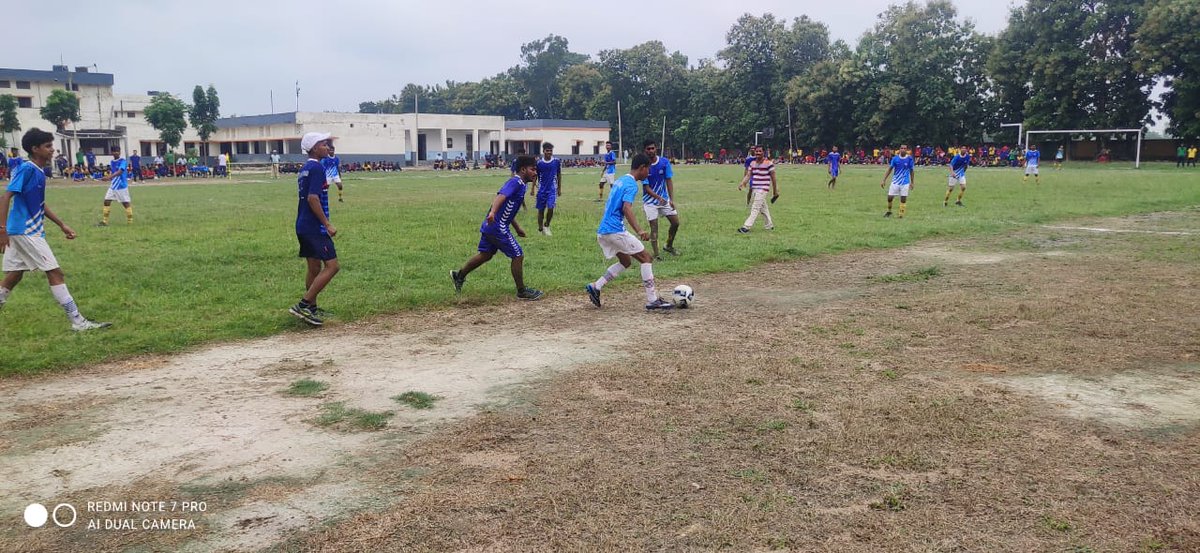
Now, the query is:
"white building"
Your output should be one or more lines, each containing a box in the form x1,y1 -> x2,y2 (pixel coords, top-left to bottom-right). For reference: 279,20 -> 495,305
504,119 -> 612,158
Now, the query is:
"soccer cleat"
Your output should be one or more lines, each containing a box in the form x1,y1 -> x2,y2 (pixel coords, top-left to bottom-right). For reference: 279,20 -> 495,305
645,298 -> 675,310
884,211 -> 892,218
311,306 -> 334,319
289,303 -> 323,326
543,227 -> 552,236
517,288 -> 545,301
955,200 -> 964,207
450,270 -> 465,294
71,319 -> 112,332
585,283 -> 601,307
95,221 -> 109,227
737,227 -> 750,234
663,246 -> 679,256
944,201 -> 948,207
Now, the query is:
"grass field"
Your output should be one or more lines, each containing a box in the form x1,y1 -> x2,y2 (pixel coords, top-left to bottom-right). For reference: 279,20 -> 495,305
2,162 -> 1197,376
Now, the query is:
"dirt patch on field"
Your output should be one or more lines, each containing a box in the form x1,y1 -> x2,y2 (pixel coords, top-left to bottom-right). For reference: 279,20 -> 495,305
4,211 -> 1200,552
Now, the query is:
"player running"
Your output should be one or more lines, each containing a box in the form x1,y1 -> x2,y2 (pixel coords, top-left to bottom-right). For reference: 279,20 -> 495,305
532,143 -> 561,235
945,146 -> 970,207
641,139 -> 681,258
1024,144 -> 1041,184
585,153 -> 673,311
99,147 -> 133,226
880,144 -> 915,218
323,144 -> 344,202
827,145 -> 841,189
598,140 -> 616,202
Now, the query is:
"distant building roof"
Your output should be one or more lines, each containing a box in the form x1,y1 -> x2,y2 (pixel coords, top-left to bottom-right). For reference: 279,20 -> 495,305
506,119 -> 609,130
0,67 -> 114,87
215,112 -> 298,128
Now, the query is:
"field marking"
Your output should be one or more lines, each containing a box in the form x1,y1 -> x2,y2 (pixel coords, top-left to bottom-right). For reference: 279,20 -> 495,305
1040,225 -> 1195,236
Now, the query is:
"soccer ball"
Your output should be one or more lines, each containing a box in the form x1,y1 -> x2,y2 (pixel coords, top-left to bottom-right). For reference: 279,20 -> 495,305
672,285 -> 694,308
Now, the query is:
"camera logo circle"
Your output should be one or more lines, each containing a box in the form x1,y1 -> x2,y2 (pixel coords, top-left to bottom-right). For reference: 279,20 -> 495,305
24,503 -> 76,528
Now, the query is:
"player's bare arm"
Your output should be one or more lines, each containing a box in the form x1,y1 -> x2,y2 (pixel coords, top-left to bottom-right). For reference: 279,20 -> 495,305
510,218 -> 526,238
0,190 -> 11,251
622,202 -> 649,241
665,178 -> 676,208
43,205 -> 75,239
485,192 -> 508,224
881,167 -> 894,188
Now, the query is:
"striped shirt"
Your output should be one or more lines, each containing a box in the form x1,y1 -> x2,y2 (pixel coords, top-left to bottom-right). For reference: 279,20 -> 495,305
747,160 -> 774,190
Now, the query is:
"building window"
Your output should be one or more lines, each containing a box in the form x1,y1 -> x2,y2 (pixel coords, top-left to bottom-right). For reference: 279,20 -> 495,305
236,142 -> 250,155
126,112 -> 135,118
17,97 -> 32,108
446,137 -> 454,149
0,80 -> 9,88
16,81 -> 31,90
349,123 -> 354,128
383,123 -> 387,128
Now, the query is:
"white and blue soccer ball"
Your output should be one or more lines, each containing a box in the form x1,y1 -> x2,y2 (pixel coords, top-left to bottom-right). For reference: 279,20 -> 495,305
672,285 -> 694,308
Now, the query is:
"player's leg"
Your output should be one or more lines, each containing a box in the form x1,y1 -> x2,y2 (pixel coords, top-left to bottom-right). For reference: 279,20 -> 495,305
303,258 -> 339,305
536,208 -> 545,233
648,218 -> 660,258
43,267 -> 107,330
121,198 -> 133,224
304,257 -> 321,290
101,198 -> 113,225
957,183 -> 966,205
633,248 -> 671,309
741,190 -> 763,231
664,213 -> 680,254
885,194 -> 894,217
543,206 -> 554,231
945,176 -> 954,206
0,270 -> 25,309
598,179 -> 604,201
898,192 -> 908,218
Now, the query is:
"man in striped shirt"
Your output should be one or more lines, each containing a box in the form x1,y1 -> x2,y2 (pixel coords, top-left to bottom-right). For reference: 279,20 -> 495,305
736,146 -> 779,233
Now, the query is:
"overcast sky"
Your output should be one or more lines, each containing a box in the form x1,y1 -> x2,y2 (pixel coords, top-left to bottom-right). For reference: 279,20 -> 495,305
10,0 -> 1019,116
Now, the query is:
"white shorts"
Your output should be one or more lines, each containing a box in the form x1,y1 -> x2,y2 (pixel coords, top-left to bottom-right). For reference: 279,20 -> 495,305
887,183 -> 911,197
601,173 -> 615,185
643,203 -> 679,221
104,188 -> 131,203
597,231 -> 644,259
2,235 -> 60,272
1025,166 -> 1039,176
948,175 -> 966,188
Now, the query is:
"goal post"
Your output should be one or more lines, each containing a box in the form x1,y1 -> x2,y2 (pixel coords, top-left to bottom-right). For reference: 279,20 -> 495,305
1024,128 -> 1144,168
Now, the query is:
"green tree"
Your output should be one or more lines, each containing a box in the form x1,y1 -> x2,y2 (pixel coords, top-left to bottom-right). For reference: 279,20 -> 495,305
144,94 -> 189,150
0,94 -> 20,147
515,34 -> 589,118
1137,0 -> 1200,139
597,41 -> 690,152
189,85 -> 220,160
39,89 -> 81,131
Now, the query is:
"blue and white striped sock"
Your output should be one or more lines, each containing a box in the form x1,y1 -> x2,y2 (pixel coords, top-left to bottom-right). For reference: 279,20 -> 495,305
50,284 -> 86,324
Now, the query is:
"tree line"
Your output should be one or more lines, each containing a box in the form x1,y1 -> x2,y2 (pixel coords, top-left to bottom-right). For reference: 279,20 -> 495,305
359,0 -> 1199,152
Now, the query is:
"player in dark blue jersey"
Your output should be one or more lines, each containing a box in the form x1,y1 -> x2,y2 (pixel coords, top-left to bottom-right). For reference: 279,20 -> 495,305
289,132 -> 339,326
451,155 -> 543,301
533,143 -> 562,236
827,146 -> 842,189
598,141 -> 617,202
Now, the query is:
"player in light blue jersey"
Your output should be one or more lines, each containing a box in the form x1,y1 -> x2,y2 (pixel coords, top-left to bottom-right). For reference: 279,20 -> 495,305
880,144 -> 915,218
827,146 -> 842,189
597,140 -> 617,202
533,143 -> 562,235
323,144 -> 345,202
641,139 -> 681,258
1023,144 -> 1041,184
99,147 -> 133,226
451,155 -> 543,301
0,128 -> 110,331
945,146 -> 970,207
584,153 -> 673,310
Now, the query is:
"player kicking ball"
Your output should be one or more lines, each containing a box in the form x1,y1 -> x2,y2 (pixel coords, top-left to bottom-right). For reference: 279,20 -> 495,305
451,155 -> 544,301
585,153 -> 673,311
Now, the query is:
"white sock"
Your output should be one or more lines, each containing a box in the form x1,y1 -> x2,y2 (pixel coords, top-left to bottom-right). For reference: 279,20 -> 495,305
0,286 -> 9,304
50,284 -> 86,323
641,263 -> 657,303
593,263 -> 625,290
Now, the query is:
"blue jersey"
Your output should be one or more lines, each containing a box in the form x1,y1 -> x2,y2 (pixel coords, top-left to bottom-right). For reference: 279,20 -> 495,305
7,156 -> 21,174
890,155 -> 914,186
642,156 -> 673,204
599,174 -> 639,235
296,159 -> 330,235
509,157 -> 519,175
604,151 -> 617,174
828,152 -> 841,174
130,154 -> 141,169
5,161 -> 46,237
322,156 -> 341,181
950,154 -> 970,178
480,176 -> 526,235
109,158 -> 129,190
85,151 -> 96,166
536,157 -> 560,193
1025,150 -> 1040,167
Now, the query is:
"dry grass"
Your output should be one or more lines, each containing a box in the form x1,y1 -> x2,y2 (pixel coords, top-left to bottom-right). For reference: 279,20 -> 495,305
282,213 -> 1200,552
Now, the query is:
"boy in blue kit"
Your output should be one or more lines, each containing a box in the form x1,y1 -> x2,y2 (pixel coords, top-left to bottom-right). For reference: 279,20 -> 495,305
532,143 -> 561,235
0,128 -> 110,331
945,146 -> 970,207
323,144 -> 345,202
641,140 -> 681,258
585,153 -> 673,311
289,132 -> 340,327
827,145 -> 841,189
451,156 -> 544,301
99,147 -> 132,225
880,144 -> 915,218
1023,144 -> 1041,185
597,140 -> 616,201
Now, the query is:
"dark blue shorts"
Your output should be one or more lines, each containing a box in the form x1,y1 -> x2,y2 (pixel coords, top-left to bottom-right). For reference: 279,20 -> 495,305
477,232 -> 523,259
535,189 -> 556,210
297,233 -> 337,260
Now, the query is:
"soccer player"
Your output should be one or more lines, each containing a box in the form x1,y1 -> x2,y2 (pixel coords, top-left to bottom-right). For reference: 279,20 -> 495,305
945,146 -> 970,207
1023,144 -> 1041,184
99,147 -> 133,226
289,132 -> 340,327
1054,145 -> 1064,170
1189,145 -> 1197,167
737,146 -> 778,232
598,140 -> 616,201
0,128 -> 110,331
641,139 -> 681,257
450,155 -> 544,301
880,144 -> 915,218
323,144 -> 344,202
827,145 -> 841,189
270,150 -> 281,179
85,149 -> 96,173
532,143 -> 561,235
584,153 -> 673,311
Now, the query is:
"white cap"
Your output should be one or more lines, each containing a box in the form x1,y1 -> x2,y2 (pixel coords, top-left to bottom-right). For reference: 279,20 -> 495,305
300,132 -> 332,153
